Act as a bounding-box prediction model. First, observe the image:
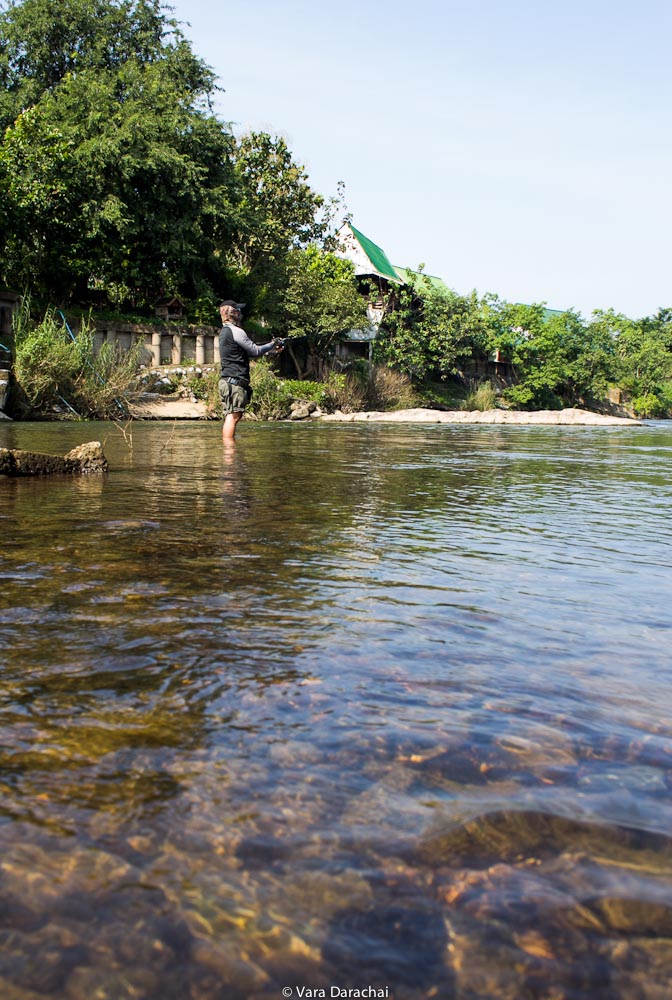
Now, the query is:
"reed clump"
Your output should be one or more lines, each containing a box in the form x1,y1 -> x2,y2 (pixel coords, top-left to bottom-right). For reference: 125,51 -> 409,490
13,302 -> 142,418
464,381 -> 498,411
366,365 -> 419,410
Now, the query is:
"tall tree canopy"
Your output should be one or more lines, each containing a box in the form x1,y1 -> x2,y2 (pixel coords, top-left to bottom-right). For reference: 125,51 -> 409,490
226,132 -> 336,323
0,0 -> 236,305
0,0 -> 180,125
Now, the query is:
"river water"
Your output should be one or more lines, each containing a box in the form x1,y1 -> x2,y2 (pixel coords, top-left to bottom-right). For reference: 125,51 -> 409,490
1,418 -> 671,1000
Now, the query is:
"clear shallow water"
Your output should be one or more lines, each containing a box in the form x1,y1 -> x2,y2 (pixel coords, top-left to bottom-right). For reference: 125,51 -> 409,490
1,418 -> 671,999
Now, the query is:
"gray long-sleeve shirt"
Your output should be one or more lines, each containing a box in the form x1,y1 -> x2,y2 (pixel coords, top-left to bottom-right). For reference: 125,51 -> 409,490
219,323 -> 276,381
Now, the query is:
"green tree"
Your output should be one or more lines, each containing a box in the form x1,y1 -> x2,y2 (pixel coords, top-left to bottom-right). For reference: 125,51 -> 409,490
228,132 -> 332,321
606,307 -> 672,414
278,246 -> 368,376
0,0 -> 236,306
0,106 -> 76,292
375,277 -> 495,381
503,309 -> 616,409
373,281 -> 428,377
0,0 -> 174,127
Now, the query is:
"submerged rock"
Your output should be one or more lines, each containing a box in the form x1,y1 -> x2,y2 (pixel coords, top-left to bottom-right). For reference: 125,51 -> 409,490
416,808 -> 672,870
0,441 -> 108,476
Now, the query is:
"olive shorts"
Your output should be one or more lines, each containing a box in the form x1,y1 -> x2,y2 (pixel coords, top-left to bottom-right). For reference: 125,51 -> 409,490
219,378 -> 251,415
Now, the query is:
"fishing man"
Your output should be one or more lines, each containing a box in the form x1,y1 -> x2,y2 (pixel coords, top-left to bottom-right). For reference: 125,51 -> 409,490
218,300 -> 284,442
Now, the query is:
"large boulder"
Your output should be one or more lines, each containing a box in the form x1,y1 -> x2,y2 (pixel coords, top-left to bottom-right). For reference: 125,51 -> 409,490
0,441 -> 108,476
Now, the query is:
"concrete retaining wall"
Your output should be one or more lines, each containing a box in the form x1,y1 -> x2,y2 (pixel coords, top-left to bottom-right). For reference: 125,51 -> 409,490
90,320 -> 221,368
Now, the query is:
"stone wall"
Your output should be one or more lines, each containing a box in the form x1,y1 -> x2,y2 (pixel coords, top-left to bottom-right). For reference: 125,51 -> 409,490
88,320 -> 221,368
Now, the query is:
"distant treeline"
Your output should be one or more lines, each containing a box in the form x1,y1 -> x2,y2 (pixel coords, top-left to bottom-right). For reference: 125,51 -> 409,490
376,284 -> 672,416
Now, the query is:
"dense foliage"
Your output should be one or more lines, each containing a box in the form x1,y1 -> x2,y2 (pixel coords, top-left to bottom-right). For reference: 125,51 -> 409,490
373,275 -> 672,415
0,0 -> 352,327
0,0 -> 237,306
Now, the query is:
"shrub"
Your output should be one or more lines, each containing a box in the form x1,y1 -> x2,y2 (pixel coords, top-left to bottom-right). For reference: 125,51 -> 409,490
186,369 -> 221,415
248,359 -> 296,420
416,379 -> 469,410
366,365 -> 419,410
502,382 -> 562,410
631,392 -> 669,419
322,370 -> 367,413
656,384 -> 672,415
464,381 -> 498,411
13,303 -> 142,418
279,377 -> 329,410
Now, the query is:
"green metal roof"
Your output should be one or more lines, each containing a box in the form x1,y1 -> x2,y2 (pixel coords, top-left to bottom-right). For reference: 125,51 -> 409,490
393,265 -> 450,294
348,224 -> 401,283
346,225 -> 566,313
514,303 -> 565,321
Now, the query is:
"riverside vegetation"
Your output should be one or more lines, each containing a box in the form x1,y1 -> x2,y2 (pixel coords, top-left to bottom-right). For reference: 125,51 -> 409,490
9,302 -> 671,422
9,306 -> 420,421
1,0 -> 671,419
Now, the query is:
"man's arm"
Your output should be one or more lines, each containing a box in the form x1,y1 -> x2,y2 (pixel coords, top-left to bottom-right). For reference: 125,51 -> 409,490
231,326 -> 279,357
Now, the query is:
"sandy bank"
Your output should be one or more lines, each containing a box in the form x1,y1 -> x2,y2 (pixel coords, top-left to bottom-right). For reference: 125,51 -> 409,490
126,396 -> 638,426
128,395 -> 210,419
320,407 -> 639,426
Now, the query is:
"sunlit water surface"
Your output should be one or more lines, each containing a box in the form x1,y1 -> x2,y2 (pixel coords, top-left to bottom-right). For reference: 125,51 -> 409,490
1,419 -> 671,1000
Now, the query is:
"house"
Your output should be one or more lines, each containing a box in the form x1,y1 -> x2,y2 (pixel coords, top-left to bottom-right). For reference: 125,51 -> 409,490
335,223 -> 566,379
334,222 -> 403,363
334,223 -> 456,364
153,296 -> 187,322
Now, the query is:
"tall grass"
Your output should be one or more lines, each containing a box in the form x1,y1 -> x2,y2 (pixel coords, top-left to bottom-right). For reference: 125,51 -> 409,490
464,381 -> 498,411
13,302 -> 142,418
366,365 -> 419,410
247,360 -> 421,418
322,370 -> 368,413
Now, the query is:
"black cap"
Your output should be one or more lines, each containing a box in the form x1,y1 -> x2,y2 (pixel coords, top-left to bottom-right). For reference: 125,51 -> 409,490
219,299 -> 245,310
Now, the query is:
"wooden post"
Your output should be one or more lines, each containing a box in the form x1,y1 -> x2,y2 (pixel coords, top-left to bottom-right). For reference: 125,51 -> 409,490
196,333 -> 205,365
150,331 -> 161,367
172,332 -> 182,365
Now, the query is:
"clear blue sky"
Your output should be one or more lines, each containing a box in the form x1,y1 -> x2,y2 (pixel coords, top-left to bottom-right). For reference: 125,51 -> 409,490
169,0 -> 671,319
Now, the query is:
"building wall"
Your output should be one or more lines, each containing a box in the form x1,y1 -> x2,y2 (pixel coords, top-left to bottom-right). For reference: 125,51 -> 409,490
336,226 -> 373,277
